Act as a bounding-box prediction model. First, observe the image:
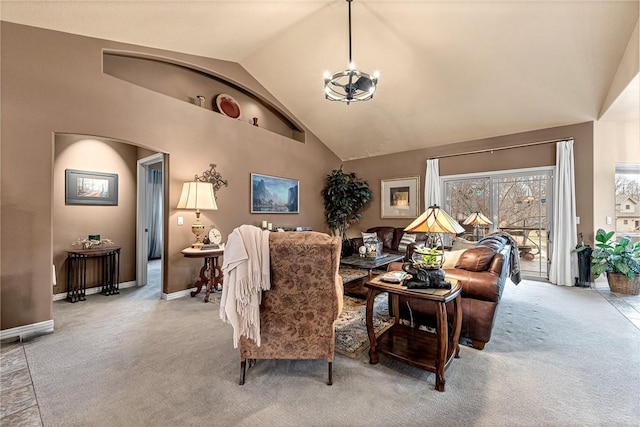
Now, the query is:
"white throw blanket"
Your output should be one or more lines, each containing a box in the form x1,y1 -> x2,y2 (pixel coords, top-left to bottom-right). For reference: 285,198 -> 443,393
219,225 -> 271,348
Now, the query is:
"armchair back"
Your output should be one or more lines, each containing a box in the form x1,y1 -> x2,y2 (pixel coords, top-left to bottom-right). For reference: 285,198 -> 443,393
239,231 -> 343,385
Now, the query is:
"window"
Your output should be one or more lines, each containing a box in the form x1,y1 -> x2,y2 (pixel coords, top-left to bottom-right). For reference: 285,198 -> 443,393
615,163 -> 640,237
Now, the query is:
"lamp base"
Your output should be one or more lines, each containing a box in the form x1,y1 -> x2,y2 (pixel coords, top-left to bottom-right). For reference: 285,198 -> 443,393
402,264 -> 451,289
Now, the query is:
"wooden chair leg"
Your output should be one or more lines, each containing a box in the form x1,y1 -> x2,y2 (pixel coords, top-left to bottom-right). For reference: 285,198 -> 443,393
327,361 -> 333,386
239,360 -> 246,385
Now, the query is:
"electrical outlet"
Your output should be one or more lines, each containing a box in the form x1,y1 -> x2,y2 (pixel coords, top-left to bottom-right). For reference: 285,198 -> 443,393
606,216 -> 612,225
576,216 -> 580,225
178,216 -> 184,226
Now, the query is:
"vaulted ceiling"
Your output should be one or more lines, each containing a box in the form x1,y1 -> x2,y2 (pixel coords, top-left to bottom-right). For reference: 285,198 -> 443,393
2,1 -> 638,160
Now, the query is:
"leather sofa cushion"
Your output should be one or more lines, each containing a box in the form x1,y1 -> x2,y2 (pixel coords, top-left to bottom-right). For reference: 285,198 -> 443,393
444,268 -> 503,302
455,246 -> 497,272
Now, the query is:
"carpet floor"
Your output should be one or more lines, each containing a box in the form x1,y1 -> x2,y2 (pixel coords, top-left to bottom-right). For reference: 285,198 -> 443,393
7,279 -> 640,426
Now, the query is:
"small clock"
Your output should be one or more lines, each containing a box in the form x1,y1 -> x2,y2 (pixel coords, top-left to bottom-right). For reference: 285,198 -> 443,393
208,228 -> 223,246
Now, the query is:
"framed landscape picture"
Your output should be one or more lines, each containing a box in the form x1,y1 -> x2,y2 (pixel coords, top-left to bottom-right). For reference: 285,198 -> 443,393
251,173 -> 299,213
65,169 -> 118,205
381,176 -> 420,218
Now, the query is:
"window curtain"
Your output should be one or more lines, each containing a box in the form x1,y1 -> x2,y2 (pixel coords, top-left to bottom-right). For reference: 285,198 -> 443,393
147,169 -> 163,260
425,159 -> 441,209
549,140 -> 577,286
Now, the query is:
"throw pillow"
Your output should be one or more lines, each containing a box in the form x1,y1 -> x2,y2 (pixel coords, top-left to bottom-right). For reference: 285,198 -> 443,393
361,232 -> 378,243
441,249 -> 467,269
451,237 -> 477,251
455,246 -> 497,272
397,233 -> 417,252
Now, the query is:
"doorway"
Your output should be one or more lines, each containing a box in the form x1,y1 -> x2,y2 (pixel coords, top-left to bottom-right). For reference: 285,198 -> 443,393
442,167 -> 553,279
137,153 -> 165,294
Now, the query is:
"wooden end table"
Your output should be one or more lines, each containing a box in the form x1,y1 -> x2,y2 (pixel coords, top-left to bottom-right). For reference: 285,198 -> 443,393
365,275 -> 462,392
181,246 -> 224,302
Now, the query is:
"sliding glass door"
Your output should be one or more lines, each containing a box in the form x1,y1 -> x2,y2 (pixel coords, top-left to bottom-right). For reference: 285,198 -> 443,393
443,168 -> 553,279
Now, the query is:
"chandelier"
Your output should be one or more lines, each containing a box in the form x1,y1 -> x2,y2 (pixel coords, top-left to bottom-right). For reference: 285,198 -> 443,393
323,0 -> 379,104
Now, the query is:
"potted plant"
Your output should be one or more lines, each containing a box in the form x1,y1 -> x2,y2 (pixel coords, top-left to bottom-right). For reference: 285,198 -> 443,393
321,167 -> 372,255
589,228 -> 640,295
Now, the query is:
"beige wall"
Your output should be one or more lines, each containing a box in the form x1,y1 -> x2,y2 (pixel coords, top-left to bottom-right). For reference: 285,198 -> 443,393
344,122 -> 595,244
593,120 -> 640,233
53,135 -> 138,295
1,22 -> 341,331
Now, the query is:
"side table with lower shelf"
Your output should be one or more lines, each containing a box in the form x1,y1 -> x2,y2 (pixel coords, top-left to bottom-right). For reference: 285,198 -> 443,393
365,275 -> 462,391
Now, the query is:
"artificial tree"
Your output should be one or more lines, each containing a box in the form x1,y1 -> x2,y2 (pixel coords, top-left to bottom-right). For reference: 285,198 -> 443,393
321,167 -> 372,251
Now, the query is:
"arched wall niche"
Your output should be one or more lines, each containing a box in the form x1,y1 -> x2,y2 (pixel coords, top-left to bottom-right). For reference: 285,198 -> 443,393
102,50 -> 305,142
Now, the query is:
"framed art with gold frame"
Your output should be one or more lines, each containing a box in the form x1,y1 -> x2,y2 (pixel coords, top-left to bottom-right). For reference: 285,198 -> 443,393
381,176 -> 419,218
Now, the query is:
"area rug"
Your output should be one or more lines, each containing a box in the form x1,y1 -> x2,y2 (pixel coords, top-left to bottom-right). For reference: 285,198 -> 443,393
334,294 -> 394,358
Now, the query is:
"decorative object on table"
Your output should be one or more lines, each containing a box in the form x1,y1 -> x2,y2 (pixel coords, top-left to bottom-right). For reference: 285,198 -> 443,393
364,234 -> 383,259
358,245 -> 367,257
321,166 -> 372,256
323,0 -> 379,104
380,176 -> 420,218
463,211 -> 493,240
201,227 -> 223,249
252,117 -> 259,127
72,237 -> 114,250
402,205 -> 465,289
65,169 -> 118,206
176,180 -> 218,249
215,93 -> 241,119
379,270 -> 408,284
250,173 -> 299,213
580,228 -> 640,295
196,95 -> 206,108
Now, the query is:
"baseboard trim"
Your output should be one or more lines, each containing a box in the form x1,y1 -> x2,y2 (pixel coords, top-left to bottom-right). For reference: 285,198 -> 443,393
0,319 -> 54,342
162,289 -> 192,300
52,281 -> 137,301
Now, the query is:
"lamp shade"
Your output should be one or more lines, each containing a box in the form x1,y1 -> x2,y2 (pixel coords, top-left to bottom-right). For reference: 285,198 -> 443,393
404,205 -> 465,234
176,182 -> 217,211
463,211 -> 493,226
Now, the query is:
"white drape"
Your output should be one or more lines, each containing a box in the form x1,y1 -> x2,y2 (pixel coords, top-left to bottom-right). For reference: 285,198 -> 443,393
425,159 -> 441,209
549,140 -> 578,287
147,169 -> 163,260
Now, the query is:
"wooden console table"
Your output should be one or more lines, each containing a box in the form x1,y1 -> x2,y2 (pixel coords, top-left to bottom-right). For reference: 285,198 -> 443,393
181,246 -> 224,302
67,246 -> 121,303
365,275 -> 462,392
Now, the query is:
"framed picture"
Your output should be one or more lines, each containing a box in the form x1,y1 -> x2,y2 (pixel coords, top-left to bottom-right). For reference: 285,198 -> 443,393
65,169 -> 118,206
381,176 -> 420,218
251,173 -> 299,213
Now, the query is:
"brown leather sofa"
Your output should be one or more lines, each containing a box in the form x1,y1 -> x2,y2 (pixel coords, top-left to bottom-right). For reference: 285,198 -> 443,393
394,234 -> 513,350
347,226 -> 428,260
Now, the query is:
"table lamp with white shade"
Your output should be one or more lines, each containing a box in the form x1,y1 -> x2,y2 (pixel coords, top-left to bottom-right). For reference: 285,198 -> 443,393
177,181 -> 217,249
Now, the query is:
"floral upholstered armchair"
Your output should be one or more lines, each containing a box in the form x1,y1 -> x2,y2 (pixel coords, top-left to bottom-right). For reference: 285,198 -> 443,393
239,231 -> 343,385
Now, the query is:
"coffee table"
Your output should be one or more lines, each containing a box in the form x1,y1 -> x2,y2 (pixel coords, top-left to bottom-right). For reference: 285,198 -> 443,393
365,275 -> 462,392
340,253 -> 404,279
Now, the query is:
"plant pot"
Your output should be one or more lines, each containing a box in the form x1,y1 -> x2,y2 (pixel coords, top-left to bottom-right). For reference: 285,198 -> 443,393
606,272 -> 640,295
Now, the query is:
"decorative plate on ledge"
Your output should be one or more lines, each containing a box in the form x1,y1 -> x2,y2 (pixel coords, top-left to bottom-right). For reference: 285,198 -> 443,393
215,94 -> 241,119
